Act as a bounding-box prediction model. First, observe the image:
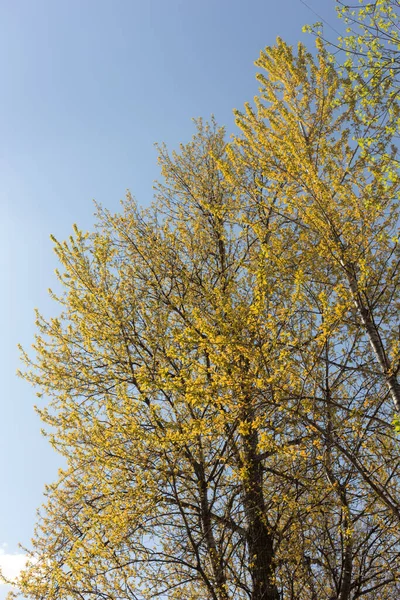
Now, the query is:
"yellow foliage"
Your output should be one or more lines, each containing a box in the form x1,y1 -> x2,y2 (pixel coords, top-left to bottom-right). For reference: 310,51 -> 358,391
11,42 -> 400,600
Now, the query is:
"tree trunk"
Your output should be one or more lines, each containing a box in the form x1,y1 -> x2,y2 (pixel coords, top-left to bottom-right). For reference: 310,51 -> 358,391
346,266 -> 400,413
242,424 -> 280,600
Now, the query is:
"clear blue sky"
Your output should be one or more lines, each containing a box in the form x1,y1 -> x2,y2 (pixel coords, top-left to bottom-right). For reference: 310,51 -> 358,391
0,0 -> 338,596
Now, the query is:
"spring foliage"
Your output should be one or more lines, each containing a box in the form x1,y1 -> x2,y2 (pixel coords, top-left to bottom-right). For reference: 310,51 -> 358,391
8,38 -> 400,600
336,0 -> 400,88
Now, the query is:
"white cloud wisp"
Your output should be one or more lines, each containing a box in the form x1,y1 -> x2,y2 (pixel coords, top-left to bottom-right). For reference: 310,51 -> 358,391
0,547 -> 29,585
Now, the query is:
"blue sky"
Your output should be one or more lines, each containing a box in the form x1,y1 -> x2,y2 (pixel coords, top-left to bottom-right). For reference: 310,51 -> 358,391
0,0 -> 338,596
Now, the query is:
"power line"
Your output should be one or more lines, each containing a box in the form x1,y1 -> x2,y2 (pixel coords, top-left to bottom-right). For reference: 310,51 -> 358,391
299,0 -> 343,36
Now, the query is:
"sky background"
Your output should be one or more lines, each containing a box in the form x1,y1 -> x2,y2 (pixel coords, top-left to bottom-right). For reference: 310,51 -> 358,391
0,0 -> 339,596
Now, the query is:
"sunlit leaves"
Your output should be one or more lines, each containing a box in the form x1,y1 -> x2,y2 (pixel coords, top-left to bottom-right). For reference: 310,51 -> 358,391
12,38 -> 400,600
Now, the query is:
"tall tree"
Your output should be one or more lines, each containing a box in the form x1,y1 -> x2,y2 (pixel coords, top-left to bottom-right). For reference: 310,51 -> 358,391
7,40 -> 400,600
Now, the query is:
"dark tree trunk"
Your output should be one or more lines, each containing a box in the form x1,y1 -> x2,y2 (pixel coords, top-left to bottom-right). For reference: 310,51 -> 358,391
242,424 -> 280,600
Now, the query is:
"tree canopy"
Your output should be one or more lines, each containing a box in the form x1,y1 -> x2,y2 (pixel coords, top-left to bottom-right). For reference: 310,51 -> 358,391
6,29 -> 400,600
336,0 -> 400,88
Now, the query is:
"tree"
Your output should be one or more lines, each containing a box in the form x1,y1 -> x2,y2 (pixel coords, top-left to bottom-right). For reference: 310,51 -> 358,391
9,40 -> 400,600
335,0 -> 400,89
306,2 -> 400,169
